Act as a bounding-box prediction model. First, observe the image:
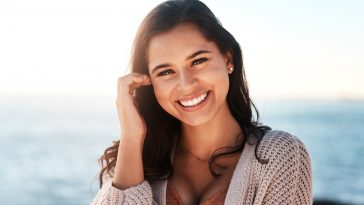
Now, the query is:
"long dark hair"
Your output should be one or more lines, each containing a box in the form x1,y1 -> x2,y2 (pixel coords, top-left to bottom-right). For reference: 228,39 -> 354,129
98,0 -> 270,187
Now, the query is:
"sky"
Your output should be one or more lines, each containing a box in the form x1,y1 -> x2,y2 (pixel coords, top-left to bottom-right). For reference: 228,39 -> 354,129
0,0 -> 363,99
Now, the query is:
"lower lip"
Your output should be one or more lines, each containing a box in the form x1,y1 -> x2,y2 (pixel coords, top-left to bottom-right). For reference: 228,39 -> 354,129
177,91 -> 210,112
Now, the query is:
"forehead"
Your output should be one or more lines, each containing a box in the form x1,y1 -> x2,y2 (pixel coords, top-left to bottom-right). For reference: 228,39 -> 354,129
147,24 -> 219,69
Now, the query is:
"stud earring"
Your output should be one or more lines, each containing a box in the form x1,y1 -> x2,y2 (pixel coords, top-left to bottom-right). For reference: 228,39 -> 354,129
228,67 -> 234,73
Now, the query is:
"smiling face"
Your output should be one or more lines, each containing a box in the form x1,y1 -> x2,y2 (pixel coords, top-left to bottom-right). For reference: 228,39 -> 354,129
147,23 -> 233,126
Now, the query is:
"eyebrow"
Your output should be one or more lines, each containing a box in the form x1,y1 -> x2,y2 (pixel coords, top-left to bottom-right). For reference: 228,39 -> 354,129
151,50 -> 211,74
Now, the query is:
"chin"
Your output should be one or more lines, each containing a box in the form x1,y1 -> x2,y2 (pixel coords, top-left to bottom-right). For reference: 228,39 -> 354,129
179,115 -> 212,127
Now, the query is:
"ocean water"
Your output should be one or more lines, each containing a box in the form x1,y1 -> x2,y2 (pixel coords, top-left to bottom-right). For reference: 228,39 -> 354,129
0,95 -> 363,205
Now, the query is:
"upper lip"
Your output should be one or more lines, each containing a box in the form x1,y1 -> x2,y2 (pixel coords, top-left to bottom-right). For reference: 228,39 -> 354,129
177,91 -> 208,102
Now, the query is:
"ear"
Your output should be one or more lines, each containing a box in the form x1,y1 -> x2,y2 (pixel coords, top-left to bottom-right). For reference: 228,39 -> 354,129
225,51 -> 234,74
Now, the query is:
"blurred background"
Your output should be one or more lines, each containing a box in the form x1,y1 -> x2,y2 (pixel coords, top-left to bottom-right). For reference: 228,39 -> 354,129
0,0 -> 363,204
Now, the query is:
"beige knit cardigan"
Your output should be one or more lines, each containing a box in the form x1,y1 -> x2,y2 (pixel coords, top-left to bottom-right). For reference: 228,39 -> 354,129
91,130 -> 313,205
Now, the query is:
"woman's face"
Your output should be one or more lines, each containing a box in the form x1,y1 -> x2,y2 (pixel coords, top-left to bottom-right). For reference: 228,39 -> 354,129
147,23 -> 233,126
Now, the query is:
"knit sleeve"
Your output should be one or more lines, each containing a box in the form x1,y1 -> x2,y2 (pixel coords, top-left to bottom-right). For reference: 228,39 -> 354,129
256,131 -> 313,205
90,179 -> 156,205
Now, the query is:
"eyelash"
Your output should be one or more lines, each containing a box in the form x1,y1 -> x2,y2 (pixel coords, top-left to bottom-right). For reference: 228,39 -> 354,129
157,69 -> 174,77
156,58 -> 208,77
192,57 -> 208,65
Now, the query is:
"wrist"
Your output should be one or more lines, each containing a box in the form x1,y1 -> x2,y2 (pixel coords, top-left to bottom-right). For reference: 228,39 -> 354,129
119,135 -> 144,150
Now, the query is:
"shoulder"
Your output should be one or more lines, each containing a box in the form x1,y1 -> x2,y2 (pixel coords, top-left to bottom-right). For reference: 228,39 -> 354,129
257,130 -> 310,165
252,130 -> 313,203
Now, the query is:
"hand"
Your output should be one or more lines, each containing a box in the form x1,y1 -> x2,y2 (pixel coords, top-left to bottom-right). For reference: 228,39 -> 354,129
116,73 -> 151,143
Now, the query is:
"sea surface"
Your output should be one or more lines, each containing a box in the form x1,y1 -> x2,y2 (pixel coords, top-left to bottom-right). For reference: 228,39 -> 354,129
0,95 -> 363,205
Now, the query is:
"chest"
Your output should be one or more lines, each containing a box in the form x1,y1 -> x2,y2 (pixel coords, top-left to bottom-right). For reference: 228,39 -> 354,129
168,155 -> 240,204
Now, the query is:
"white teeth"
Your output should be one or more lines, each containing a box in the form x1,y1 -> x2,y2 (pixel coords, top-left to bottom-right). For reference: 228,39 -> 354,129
179,92 -> 208,107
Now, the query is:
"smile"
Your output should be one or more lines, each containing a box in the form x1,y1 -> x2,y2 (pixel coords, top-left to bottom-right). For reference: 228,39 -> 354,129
179,92 -> 208,107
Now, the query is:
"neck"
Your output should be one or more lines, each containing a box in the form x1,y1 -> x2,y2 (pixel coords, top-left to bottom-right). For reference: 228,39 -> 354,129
179,102 -> 243,161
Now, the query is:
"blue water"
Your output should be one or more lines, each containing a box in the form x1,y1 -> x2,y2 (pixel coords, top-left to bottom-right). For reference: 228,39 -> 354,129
0,95 -> 363,205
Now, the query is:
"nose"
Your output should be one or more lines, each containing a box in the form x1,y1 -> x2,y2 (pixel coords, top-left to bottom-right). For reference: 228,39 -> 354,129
176,71 -> 198,92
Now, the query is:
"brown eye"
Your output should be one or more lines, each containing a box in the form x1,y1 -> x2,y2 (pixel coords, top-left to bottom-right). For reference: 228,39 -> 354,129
157,69 -> 175,77
192,57 -> 208,66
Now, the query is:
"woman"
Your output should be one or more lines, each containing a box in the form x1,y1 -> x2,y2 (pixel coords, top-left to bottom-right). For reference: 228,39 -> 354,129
91,0 -> 312,204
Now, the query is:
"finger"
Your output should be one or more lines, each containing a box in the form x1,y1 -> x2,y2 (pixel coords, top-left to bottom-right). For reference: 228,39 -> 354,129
129,79 -> 151,94
129,74 -> 151,88
117,73 -> 151,96
121,73 -> 150,87
141,75 -> 151,85
128,76 -> 151,96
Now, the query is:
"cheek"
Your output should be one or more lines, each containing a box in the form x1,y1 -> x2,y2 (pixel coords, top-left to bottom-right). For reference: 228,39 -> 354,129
208,68 -> 230,99
205,66 -> 230,88
152,81 -> 173,108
